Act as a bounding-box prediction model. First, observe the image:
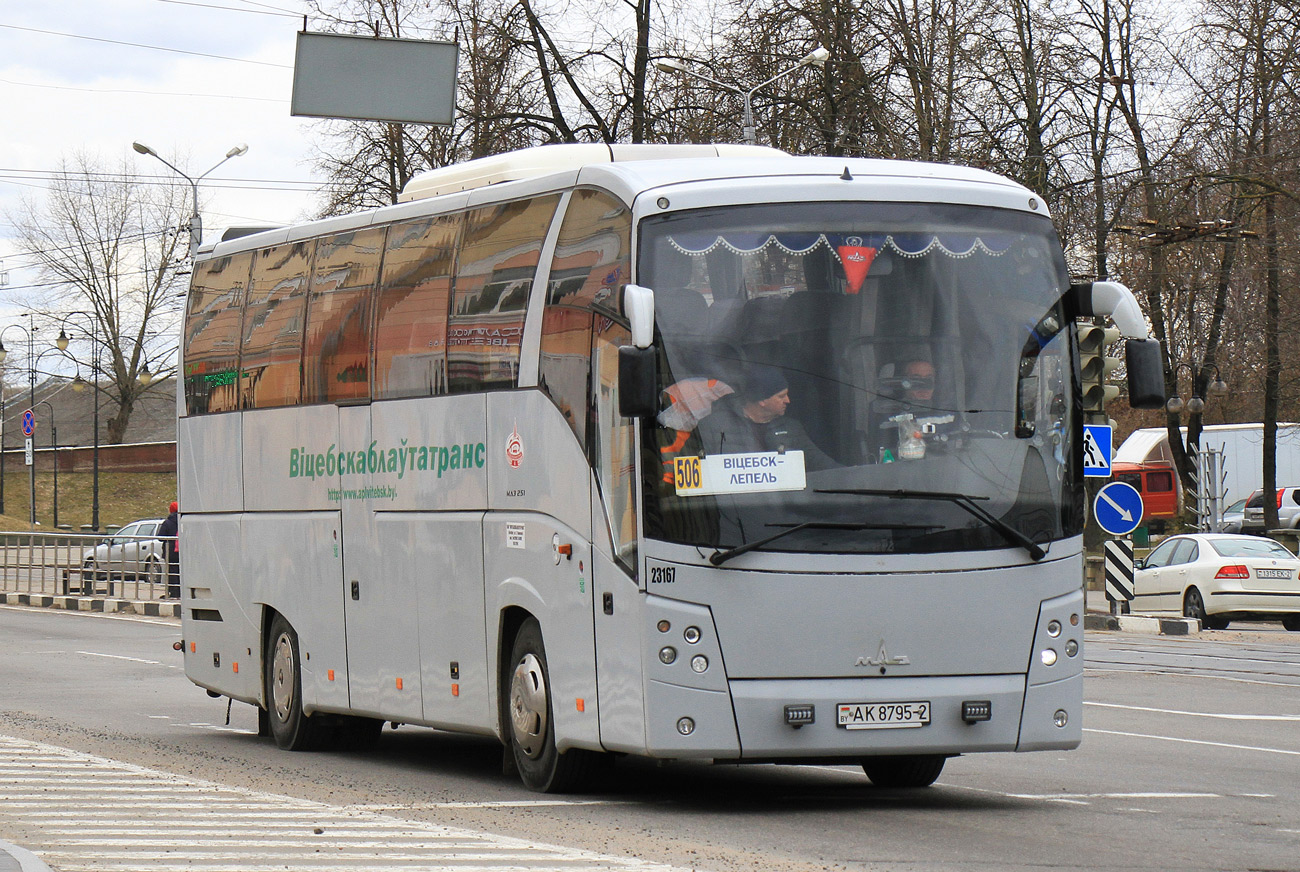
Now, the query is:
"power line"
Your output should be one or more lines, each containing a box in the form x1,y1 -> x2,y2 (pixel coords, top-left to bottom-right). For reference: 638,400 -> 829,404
0,75 -> 286,104
0,23 -> 292,69
156,0 -> 301,17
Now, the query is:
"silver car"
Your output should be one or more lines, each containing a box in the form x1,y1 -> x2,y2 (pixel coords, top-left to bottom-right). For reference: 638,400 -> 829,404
1216,498 -> 1247,534
82,519 -> 166,584
1242,486 -> 1300,534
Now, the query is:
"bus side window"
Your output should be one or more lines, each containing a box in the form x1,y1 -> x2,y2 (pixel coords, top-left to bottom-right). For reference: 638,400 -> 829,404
539,189 -> 631,447
373,214 -> 460,399
183,252 -> 252,415
240,242 -> 312,409
302,227 -> 385,404
592,317 -> 638,575
448,195 -> 560,394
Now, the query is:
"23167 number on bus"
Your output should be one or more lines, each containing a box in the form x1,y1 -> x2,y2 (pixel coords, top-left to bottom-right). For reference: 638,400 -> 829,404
837,701 -> 931,729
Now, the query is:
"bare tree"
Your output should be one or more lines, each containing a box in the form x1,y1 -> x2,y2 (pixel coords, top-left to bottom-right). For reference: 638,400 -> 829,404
8,152 -> 187,443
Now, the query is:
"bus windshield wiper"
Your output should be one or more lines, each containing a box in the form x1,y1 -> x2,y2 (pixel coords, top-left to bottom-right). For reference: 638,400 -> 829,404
815,488 -> 1047,561
708,521 -> 928,566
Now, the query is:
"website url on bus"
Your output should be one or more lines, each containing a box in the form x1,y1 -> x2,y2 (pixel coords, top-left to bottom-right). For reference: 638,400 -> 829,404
327,486 -> 397,502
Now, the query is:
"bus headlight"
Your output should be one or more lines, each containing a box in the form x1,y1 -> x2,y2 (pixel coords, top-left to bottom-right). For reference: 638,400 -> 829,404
1041,648 -> 1058,666
690,654 -> 709,673
659,646 -> 677,664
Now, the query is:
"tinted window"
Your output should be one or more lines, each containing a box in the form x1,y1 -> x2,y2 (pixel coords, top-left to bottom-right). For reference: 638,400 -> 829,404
448,196 -> 560,392
591,317 -> 637,574
546,189 -> 630,312
538,307 -> 592,448
302,228 -> 385,404
1147,470 -> 1174,492
538,190 -> 632,448
1144,539 -> 1177,568
1212,537 -> 1294,558
1171,539 -> 1198,565
241,242 -> 312,408
373,214 -> 460,399
184,252 -> 252,415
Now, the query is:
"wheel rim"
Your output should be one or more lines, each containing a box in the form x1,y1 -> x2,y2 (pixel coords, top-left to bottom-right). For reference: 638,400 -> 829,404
147,561 -> 161,586
510,652 -> 549,759
1185,589 -> 1205,620
271,633 -> 296,723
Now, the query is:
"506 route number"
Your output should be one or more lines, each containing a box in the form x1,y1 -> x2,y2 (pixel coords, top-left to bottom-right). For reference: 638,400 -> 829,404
674,456 -> 702,492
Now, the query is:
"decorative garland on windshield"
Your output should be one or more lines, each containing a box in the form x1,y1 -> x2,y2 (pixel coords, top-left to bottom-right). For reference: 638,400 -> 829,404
666,232 -> 1011,261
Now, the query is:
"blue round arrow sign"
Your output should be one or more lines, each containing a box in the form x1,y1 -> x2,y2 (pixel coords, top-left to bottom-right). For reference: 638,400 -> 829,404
1094,481 -> 1144,536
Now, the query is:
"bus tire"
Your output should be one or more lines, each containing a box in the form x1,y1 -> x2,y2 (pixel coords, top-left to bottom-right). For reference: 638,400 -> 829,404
505,618 -> 596,792
265,613 -> 328,751
862,755 -> 946,788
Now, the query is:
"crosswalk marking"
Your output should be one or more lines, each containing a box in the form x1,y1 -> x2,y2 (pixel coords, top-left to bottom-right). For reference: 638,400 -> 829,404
0,735 -> 692,872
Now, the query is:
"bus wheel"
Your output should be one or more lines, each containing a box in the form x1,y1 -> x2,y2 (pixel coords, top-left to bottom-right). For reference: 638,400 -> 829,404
506,618 -> 596,792
862,755 -> 946,788
265,614 -> 326,751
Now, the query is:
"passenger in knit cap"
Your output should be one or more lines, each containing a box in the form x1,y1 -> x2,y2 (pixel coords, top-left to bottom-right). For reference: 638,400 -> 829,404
699,365 -> 835,470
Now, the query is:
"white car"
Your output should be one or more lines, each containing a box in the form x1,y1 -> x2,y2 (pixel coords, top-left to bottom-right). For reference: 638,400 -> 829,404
82,518 -> 166,584
1134,533 -> 1300,630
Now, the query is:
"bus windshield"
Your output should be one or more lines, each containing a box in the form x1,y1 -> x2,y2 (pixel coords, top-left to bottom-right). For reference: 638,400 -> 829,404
639,201 -> 1079,557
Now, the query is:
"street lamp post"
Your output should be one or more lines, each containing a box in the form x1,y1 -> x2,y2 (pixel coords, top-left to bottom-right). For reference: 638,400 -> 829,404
0,319 -> 37,525
131,141 -> 249,253
57,316 -> 102,532
655,47 -> 829,145
1165,362 -> 1228,415
36,400 -> 57,529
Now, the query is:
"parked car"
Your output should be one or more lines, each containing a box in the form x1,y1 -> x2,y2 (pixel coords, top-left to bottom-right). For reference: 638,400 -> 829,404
1216,498 -> 1247,534
1242,486 -> 1300,534
82,518 -> 166,584
1133,533 -> 1300,630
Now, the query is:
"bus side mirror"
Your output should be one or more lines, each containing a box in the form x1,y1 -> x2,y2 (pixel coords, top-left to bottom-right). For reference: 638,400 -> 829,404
623,283 -> 655,348
618,346 -> 658,418
1125,339 -> 1165,409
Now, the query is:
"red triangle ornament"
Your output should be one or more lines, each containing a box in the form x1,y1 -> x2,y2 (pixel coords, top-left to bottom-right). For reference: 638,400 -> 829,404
837,242 -> 878,294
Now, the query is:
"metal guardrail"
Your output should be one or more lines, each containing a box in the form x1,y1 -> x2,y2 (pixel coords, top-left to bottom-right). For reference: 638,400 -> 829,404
0,531 -> 177,600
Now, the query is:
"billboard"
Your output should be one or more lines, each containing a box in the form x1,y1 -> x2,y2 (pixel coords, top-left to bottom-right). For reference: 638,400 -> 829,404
291,31 -> 458,126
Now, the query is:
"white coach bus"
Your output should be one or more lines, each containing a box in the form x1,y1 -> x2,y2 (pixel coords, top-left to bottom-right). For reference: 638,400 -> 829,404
178,143 -> 1163,792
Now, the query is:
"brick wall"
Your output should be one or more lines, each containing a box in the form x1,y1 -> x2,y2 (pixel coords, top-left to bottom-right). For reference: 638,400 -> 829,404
3,442 -> 177,474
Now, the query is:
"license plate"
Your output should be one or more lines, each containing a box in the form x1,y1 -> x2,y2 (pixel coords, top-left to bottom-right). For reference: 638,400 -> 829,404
837,701 -> 931,730
1255,568 -> 1292,579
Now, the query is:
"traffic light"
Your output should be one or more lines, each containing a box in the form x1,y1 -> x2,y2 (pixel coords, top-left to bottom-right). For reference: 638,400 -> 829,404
1078,322 -> 1121,422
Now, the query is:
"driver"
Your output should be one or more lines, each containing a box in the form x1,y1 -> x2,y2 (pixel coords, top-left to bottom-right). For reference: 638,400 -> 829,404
700,366 -> 835,471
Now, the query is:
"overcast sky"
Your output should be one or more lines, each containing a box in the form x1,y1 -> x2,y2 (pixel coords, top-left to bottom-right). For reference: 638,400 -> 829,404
0,0 -> 326,307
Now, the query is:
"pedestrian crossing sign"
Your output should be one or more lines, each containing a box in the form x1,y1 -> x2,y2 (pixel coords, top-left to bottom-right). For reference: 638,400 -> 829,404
1082,424 -> 1112,478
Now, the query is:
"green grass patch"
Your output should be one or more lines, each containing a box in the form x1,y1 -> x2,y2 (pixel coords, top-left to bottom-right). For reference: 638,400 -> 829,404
0,471 -> 177,532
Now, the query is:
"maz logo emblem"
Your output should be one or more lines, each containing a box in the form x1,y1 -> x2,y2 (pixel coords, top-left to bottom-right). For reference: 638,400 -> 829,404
856,641 -> 910,668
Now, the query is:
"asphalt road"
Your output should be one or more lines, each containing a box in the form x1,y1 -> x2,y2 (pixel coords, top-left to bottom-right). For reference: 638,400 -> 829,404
1,604 -> 1298,872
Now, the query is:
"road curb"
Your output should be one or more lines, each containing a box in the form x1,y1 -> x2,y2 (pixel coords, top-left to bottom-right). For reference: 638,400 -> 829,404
0,839 -> 56,872
0,591 -> 179,618
1085,613 -> 1199,634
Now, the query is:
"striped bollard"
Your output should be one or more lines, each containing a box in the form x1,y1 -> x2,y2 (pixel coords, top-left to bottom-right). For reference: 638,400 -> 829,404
1104,538 -> 1134,616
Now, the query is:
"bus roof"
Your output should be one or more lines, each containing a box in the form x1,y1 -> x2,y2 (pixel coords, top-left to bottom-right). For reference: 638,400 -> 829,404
398,143 -> 787,200
202,144 -> 1044,259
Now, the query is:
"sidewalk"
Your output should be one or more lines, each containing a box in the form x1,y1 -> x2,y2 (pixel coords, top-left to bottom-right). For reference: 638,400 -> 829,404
0,590 -> 179,618
1084,586 -> 1199,635
0,840 -> 55,872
